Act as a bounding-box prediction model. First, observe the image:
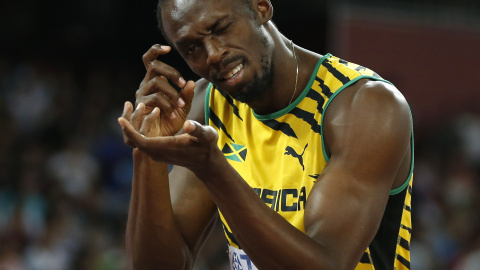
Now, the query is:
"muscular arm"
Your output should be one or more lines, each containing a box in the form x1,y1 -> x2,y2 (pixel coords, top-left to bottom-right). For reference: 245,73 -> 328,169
200,80 -> 412,269
125,78 -> 218,270
303,80 -> 412,268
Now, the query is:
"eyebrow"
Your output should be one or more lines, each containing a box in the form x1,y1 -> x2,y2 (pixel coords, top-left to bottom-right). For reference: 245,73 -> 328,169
175,37 -> 197,48
210,15 -> 230,31
175,15 -> 231,47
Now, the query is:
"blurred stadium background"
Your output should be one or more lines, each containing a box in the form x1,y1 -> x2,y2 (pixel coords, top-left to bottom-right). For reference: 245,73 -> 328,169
0,0 -> 479,269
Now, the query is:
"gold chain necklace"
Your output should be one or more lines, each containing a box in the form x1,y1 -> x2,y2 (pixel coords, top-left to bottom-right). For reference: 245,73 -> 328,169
288,40 -> 299,105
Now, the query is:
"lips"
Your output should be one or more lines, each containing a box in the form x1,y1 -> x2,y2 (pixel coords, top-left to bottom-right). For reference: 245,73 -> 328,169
213,57 -> 248,90
216,57 -> 245,81
224,63 -> 243,79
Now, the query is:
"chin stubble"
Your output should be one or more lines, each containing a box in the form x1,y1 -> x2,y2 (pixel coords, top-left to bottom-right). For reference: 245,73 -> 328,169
226,53 -> 274,104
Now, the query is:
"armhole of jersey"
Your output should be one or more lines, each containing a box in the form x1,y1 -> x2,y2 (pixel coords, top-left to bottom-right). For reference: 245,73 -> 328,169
390,112 -> 414,195
319,76 -> 412,194
204,83 -> 213,126
320,75 -> 392,163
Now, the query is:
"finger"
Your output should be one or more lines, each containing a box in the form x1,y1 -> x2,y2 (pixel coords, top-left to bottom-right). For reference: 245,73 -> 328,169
131,103 -> 146,131
121,101 -> 134,122
118,117 -> 148,150
151,61 -> 187,88
139,74 -> 167,89
184,120 -> 218,144
135,92 -> 175,118
180,80 -> 196,107
142,44 -> 171,70
142,61 -> 187,90
120,101 -> 135,148
118,116 -> 136,149
141,44 -> 187,90
137,77 -> 185,108
140,107 -> 160,136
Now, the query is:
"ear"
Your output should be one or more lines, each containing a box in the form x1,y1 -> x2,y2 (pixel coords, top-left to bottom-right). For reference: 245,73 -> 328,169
255,0 -> 273,24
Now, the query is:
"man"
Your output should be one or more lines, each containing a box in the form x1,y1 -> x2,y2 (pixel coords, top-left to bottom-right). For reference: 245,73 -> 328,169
117,0 -> 413,269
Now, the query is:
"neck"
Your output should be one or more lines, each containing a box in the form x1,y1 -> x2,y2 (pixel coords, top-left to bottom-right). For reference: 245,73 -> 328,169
248,34 -> 301,115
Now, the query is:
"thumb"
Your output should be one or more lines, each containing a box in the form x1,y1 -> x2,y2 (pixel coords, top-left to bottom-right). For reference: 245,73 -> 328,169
118,117 -> 148,149
184,120 -> 218,144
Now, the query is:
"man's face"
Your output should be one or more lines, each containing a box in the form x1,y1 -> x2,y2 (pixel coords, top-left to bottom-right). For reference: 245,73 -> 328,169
162,0 -> 275,103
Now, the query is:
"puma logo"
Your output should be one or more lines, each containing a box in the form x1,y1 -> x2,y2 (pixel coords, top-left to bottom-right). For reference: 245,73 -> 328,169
284,143 -> 308,171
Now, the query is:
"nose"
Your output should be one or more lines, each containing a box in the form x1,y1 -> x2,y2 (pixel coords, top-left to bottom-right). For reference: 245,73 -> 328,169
205,38 -> 227,66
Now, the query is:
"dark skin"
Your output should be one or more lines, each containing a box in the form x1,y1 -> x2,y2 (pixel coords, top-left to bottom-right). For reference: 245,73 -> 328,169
118,0 -> 412,269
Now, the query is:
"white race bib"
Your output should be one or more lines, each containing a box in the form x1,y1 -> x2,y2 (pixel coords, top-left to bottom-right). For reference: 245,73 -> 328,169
228,246 -> 259,270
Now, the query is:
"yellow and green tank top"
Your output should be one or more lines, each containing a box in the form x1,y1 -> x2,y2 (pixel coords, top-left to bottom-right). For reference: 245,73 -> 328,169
205,54 -> 414,270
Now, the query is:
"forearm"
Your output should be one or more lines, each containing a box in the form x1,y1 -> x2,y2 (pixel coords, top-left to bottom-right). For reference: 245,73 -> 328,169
199,156 -> 330,270
127,149 -> 193,270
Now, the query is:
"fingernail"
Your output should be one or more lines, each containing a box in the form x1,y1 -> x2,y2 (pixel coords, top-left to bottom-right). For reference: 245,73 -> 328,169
178,98 -> 185,107
124,102 -> 128,110
161,45 -> 170,50
179,77 -> 186,87
170,112 -> 177,119
136,103 -> 143,110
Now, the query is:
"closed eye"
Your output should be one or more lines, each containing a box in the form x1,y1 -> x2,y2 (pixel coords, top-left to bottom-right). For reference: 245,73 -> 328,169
187,44 -> 202,55
216,22 -> 232,33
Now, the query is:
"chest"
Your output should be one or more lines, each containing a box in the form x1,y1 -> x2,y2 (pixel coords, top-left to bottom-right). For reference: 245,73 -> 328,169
216,109 -> 326,224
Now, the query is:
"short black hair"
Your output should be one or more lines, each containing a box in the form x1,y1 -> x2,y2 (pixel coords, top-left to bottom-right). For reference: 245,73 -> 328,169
155,0 -> 254,44
156,0 -> 169,43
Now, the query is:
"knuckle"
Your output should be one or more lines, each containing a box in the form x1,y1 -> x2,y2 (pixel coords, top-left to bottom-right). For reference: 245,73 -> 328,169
162,102 -> 173,111
137,97 -> 153,108
153,93 -> 171,108
206,126 -> 218,141
140,75 -> 150,87
135,89 -> 142,98
171,70 -> 181,79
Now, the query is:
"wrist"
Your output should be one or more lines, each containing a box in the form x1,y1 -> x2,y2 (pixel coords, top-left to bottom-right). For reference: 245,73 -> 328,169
132,148 -> 169,168
192,146 -> 226,182
132,148 -> 170,183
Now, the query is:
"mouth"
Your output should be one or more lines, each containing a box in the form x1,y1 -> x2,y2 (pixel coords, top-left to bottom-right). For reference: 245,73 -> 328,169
215,60 -> 246,89
216,57 -> 245,81
224,63 -> 243,80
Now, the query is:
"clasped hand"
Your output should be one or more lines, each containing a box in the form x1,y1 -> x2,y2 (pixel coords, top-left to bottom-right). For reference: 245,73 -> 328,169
117,44 -> 220,174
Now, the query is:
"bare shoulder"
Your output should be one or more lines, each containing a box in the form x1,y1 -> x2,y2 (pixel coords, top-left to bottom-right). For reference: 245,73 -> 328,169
187,78 -> 211,124
357,79 -> 411,128
323,79 -> 412,157
361,79 -> 410,110
327,79 -> 411,126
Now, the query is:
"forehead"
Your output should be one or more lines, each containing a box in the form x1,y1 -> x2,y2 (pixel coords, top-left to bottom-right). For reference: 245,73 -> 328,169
163,0 -> 247,41
168,0 -> 206,22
